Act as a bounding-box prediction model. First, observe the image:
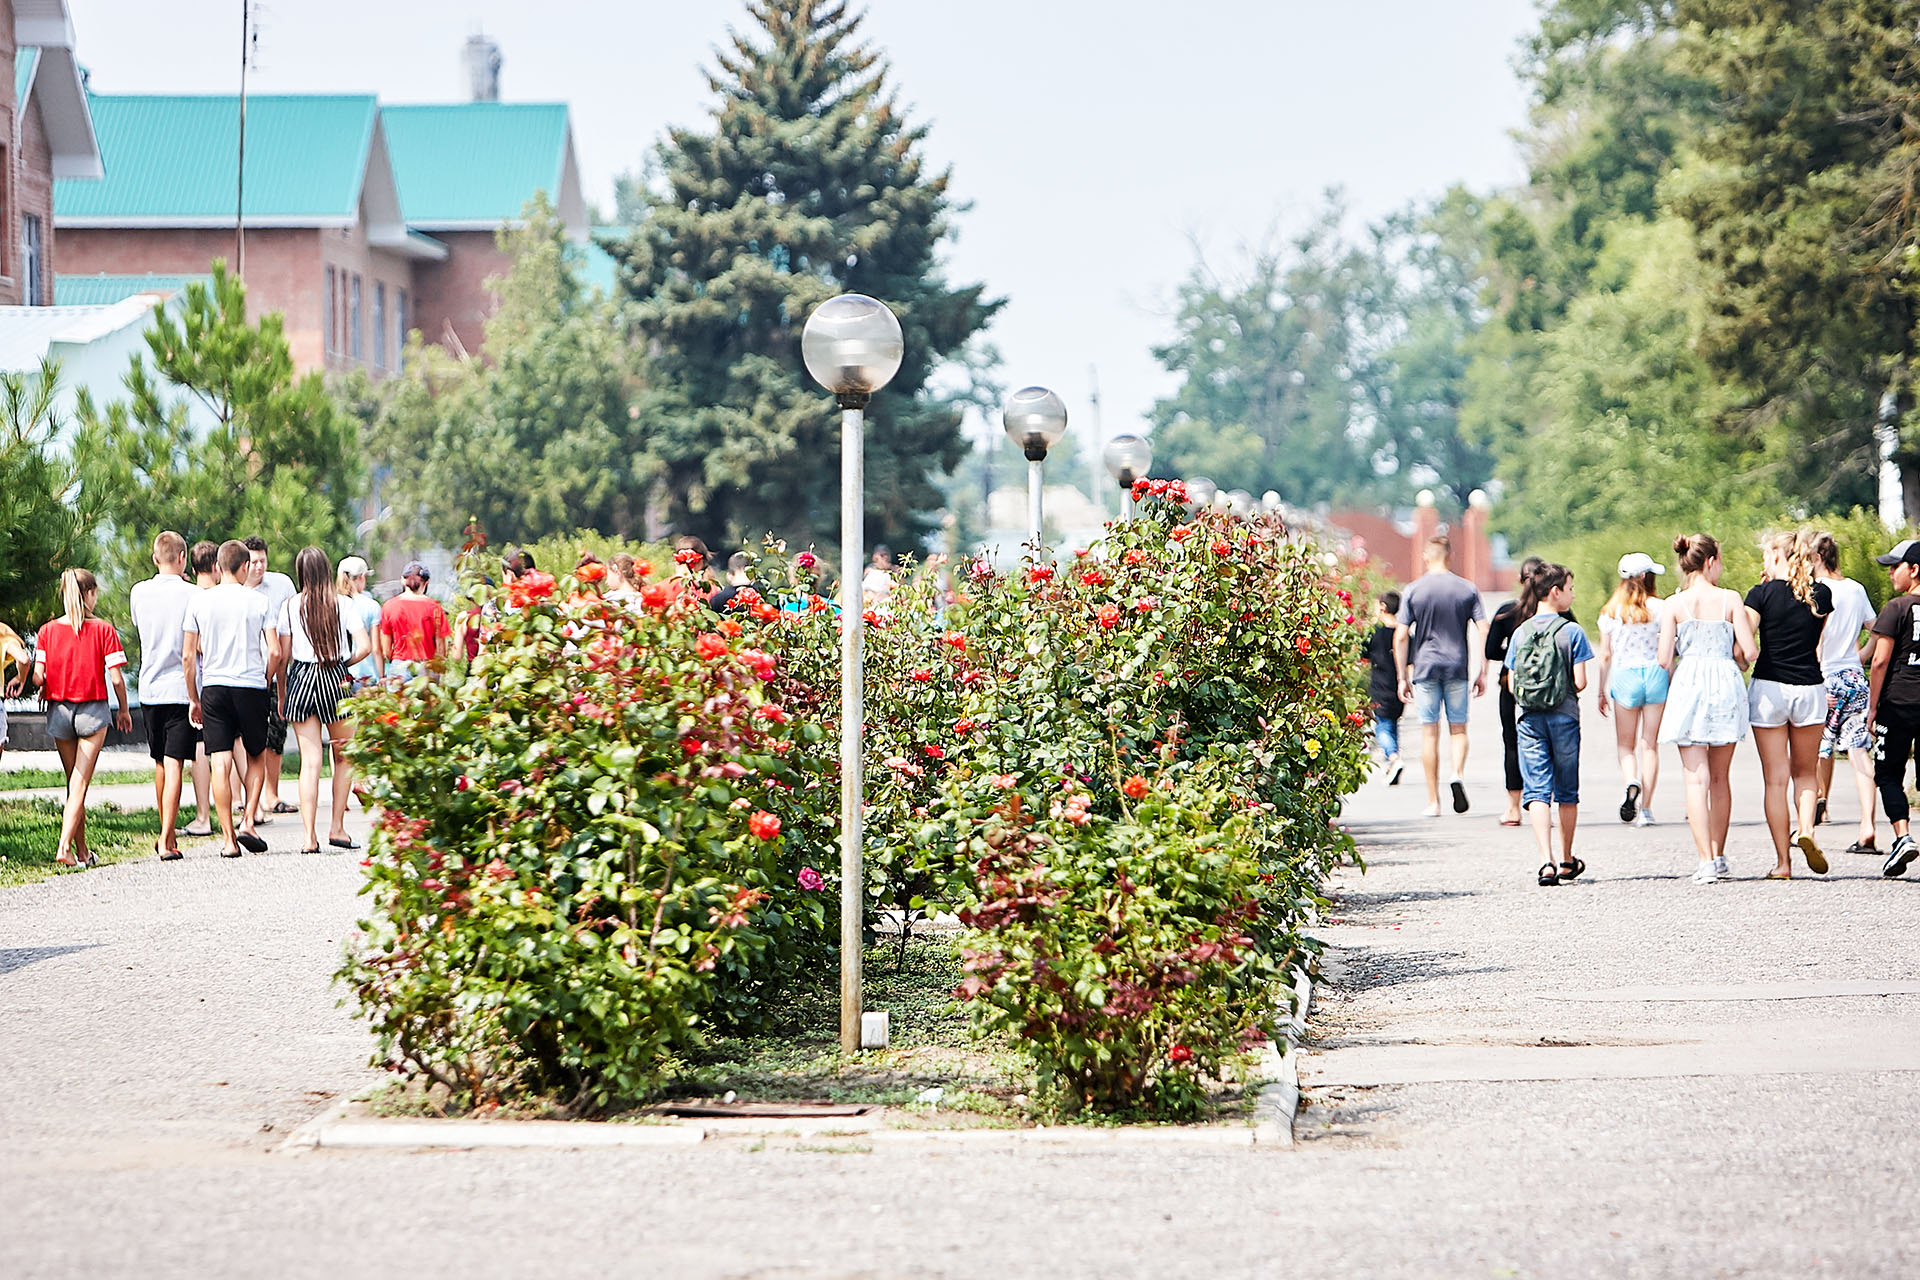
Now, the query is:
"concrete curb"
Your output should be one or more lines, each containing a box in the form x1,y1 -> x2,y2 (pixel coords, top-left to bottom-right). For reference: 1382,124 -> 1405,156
1250,962 -> 1317,1148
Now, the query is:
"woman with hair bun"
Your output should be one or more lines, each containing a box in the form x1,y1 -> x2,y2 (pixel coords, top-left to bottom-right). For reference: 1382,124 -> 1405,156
1659,534 -> 1758,883
1743,531 -> 1833,877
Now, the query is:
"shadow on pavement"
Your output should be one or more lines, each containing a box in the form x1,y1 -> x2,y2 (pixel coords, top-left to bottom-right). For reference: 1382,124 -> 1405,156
0,944 -> 96,976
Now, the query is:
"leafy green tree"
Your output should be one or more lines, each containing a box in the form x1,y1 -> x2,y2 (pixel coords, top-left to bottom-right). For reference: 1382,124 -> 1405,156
612,0 -> 999,553
71,262 -> 364,601
0,361 -> 92,626
1667,0 -> 1920,510
368,196 -> 640,547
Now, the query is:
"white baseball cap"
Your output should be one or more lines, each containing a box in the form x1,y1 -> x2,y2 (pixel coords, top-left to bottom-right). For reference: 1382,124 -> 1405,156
338,555 -> 370,577
1618,552 -> 1665,578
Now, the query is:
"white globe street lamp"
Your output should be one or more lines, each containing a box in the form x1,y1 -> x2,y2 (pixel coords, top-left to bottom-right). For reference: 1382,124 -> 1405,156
1102,433 -> 1153,517
801,293 -> 903,1054
1185,476 -> 1217,513
1261,490 -> 1281,515
1003,386 -> 1068,551
1227,489 -> 1255,518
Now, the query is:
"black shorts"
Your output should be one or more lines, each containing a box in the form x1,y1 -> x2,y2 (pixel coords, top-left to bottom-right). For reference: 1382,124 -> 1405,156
144,702 -> 199,762
201,685 -> 269,758
263,695 -> 288,754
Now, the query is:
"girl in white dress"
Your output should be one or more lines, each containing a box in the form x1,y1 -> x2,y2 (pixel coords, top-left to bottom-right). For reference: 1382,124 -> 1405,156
1658,534 -> 1758,883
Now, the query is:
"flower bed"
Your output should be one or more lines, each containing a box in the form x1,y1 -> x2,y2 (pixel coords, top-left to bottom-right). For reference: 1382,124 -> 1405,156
341,488 -> 1369,1118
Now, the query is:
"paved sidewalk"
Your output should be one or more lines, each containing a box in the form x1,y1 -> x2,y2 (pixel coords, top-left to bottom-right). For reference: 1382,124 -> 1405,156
3,689 -> 1918,1278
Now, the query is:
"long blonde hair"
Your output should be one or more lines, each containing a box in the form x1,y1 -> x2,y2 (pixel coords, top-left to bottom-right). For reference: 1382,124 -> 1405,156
59,568 -> 98,634
1763,531 -> 1819,608
1602,572 -> 1656,625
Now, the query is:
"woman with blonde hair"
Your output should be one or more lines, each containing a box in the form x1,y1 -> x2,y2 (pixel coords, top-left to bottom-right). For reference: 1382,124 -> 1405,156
1659,535 -> 1758,883
1596,553 -> 1668,826
26,569 -> 133,868
1744,530 -> 1833,877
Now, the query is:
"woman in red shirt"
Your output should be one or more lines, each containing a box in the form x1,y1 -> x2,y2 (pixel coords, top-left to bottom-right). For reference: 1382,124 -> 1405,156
29,569 -> 132,868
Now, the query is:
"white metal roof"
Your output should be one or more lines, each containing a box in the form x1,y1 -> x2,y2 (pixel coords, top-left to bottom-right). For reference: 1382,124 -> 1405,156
0,295 -> 162,373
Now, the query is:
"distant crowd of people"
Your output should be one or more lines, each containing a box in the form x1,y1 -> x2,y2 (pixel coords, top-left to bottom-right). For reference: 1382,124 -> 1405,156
1,536 -> 456,867
1365,531 -> 1920,886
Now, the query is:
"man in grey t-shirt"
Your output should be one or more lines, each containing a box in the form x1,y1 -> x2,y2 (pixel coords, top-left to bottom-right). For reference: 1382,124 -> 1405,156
1394,535 -> 1489,817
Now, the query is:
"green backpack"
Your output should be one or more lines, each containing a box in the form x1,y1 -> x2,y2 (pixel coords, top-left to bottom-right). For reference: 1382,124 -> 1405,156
1511,615 -> 1574,712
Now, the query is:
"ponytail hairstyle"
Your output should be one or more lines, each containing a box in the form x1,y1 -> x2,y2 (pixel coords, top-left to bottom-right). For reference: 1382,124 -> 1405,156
1763,531 -> 1819,608
293,546 -> 342,664
1674,533 -> 1718,578
1811,531 -> 1841,575
1517,562 -> 1571,622
1603,573 -> 1654,625
59,568 -> 98,634
1517,555 -> 1545,587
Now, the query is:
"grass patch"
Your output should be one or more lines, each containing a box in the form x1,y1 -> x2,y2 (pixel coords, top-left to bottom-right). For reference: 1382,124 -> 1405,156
652,936 -> 1032,1114
0,798 -> 162,887
0,768 -> 152,791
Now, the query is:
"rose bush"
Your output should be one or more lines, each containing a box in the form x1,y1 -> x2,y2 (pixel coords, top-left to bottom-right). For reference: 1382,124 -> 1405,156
339,577 -> 835,1111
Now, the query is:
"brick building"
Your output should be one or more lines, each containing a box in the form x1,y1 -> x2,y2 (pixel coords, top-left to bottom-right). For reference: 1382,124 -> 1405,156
2,0 -> 101,305
53,94 -> 585,374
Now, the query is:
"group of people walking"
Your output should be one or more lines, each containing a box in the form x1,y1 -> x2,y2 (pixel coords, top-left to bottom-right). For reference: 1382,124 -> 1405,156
1368,529 -> 1920,887
3,536 -> 454,868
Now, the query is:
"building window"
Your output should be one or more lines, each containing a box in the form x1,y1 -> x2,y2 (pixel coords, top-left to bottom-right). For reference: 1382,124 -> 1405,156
395,289 -> 408,372
21,215 -> 43,306
323,267 -> 336,355
350,274 -> 363,361
373,281 -> 387,369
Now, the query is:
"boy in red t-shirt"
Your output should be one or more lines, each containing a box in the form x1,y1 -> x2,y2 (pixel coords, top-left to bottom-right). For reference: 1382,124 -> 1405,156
379,562 -> 450,684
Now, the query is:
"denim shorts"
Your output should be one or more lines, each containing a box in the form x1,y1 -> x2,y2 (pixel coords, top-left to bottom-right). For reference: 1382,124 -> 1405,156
1517,710 -> 1581,806
1412,677 -> 1471,726
1608,664 -> 1669,709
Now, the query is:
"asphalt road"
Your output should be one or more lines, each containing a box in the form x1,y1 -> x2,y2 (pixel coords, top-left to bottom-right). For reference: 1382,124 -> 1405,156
4,681 -> 1917,1279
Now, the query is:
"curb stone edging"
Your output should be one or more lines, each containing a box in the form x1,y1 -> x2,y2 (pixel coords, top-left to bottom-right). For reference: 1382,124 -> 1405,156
1251,962 -> 1317,1148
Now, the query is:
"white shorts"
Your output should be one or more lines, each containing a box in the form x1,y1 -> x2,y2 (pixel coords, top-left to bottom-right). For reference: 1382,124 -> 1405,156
1748,678 -> 1825,729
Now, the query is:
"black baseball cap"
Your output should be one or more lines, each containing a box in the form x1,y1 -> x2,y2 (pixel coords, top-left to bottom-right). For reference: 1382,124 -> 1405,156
1875,540 -> 1920,566
403,560 -> 432,578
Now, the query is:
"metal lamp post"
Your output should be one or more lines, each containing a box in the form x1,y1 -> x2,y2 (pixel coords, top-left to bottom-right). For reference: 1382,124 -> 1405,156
1102,433 -> 1153,518
1003,386 -> 1069,550
801,293 -> 904,1054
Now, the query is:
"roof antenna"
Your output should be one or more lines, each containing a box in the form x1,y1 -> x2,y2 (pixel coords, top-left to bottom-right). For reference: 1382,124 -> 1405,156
464,31 -> 502,102
235,0 -> 260,282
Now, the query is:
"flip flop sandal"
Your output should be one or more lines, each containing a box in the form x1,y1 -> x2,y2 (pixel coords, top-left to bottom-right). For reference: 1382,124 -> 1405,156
181,825 -> 214,838
1765,871 -> 1792,880
328,836 -> 360,850
236,832 -> 268,853
1796,834 -> 1828,875
1537,863 -> 1560,886
1499,817 -> 1522,827
1558,857 -> 1586,881
1814,798 -> 1828,826
1845,841 -> 1879,855
271,801 -> 299,815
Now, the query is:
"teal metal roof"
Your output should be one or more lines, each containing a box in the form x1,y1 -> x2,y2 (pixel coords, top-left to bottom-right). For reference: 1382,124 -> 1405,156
381,103 -> 569,226
15,47 -> 38,106
577,238 -> 620,296
54,273 -> 210,306
55,94 -> 378,222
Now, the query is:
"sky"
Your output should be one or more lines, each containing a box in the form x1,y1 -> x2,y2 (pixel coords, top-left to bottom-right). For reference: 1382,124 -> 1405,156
67,0 -> 1541,468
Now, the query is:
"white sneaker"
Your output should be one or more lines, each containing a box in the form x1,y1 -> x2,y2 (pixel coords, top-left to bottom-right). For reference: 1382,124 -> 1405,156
1633,808 -> 1655,827
1385,756 -> 1404,786
1712,855 -> 1730,878
1691,862 -> 1721,884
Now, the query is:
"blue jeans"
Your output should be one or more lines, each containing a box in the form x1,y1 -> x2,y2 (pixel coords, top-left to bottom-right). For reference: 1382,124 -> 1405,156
1375,713 -> 1401,759
1517,710 -> 1581,806
1413,677 -> 1471,726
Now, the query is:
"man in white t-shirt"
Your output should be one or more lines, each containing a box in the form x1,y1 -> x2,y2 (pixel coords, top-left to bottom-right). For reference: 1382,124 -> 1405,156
1813,534 -> 1879,853
128,530 -> 200,860
244,535 -> 297,819
184,540 -> 274,858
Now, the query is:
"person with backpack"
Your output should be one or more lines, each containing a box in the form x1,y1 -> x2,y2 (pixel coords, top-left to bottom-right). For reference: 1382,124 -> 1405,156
1505,563 -> 1594,885
1658,534 -> 1759,883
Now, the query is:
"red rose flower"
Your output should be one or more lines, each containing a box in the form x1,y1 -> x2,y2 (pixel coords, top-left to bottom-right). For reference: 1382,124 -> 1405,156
1028,566 -> 1055,584
520,571 -> 556,599
1081,569 -> 1108,587
748,810 -> 782,840
922,744 -> 945,760
1168,1044 -> 1193,1063
379,712 -> 400,726
953,718 -> 975,734
455,775 -> 471,791
796,551 -> 818,570
1096,603 -> 1121,629
911,668 -> 933,683
695,633 -> 730,659
1135,596 -> 1158,613
1210,539 -> 1231,557
674,548 -> 705,567
1122,774 -> 1149,799
575,561 -> 607,583
1170,526 -> 1192,543
1296,636 -> 1313,655
741,648 -> 776,680
797,866 -> 825,891
943,630 -> 967,651
719,619 -> 743,637
640,582 -> 673,610
1123,548 -> 1147,566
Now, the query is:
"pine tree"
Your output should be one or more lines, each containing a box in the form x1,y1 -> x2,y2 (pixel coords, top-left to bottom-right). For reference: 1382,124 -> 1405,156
0,361 -> 92,625
614,0 -> 999,553
70,261 -> 365,601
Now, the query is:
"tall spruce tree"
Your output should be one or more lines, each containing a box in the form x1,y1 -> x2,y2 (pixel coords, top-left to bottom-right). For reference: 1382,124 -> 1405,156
614,0 -> 998,552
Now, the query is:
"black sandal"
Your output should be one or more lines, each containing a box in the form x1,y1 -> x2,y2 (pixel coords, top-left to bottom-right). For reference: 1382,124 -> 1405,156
299,847 -> 321,856
1538,863 -> 1560,886
1845,840 -> 1878,855
1558,856 -> 1585,881
1814,798 -> 1828,827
